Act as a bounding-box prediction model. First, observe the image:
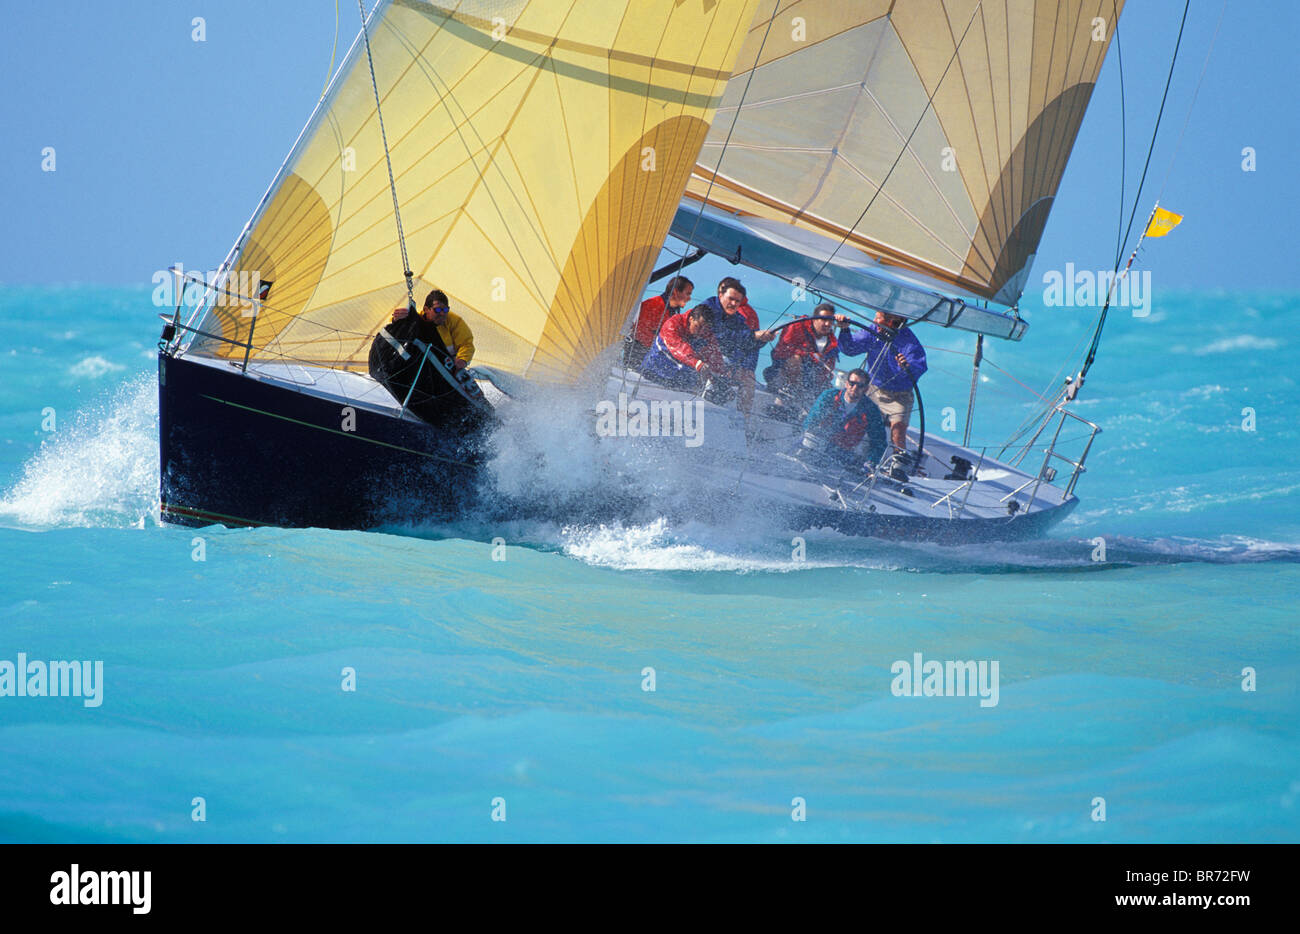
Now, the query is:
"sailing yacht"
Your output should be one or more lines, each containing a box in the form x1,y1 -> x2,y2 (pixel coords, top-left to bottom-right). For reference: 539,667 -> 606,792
157,0 -> 1119,540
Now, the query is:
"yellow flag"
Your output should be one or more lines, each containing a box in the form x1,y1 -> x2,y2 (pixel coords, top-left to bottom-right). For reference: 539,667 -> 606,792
1144,206 -> 1183,238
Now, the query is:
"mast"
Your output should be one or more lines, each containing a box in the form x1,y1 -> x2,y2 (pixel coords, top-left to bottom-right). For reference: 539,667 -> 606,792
963,334 -> 983,446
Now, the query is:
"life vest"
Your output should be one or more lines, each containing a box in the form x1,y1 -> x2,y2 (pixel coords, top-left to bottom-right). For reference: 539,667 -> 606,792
821,389 -> 874,450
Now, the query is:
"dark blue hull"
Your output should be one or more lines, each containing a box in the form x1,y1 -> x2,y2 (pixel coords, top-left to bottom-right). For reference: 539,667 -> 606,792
157,352 -> 483,529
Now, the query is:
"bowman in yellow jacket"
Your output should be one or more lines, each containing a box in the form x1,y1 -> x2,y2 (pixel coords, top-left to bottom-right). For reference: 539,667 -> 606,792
391,288 -> 475,369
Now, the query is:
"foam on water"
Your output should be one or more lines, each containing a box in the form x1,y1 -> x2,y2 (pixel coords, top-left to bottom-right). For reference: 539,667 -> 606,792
476,378 -> 739,526
552,520 -> 1300,573
483,381 -> 614,503
4,368 -> 1299,574
558,518 -> 826,573
0,375 -> 158,529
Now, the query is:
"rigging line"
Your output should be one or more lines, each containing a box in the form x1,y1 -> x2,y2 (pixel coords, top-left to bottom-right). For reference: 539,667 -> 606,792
1003,0 -> 1191,453
181,14 -> 370,342
677,0 -> 782,260
923,344 -> 976,360
1156,0 -> 1227,202
1005,300 -> 1105,446
995,310 -> 1101,453
999,374 -> 1069,454
979,358 -> 1057,404
764,2 -> 985,332
1112,0 -> 1126,268
1115,0 -> 1191,278
1027,8 -> 1118,416
381,24 -> 558,310
321,0 -> 341,101
356,0 -> 416,307
1078,0 -> 1191,384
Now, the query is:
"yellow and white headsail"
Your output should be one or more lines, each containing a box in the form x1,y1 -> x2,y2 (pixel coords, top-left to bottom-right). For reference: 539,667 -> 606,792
686,0 -> 1123,306
193,0 -> 760,382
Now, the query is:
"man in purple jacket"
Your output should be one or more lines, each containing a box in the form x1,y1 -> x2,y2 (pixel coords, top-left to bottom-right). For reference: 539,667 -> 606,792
835,311 -> 927,456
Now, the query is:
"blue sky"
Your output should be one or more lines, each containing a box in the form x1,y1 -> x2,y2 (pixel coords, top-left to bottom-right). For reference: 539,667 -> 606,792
0,1 -> 1295,291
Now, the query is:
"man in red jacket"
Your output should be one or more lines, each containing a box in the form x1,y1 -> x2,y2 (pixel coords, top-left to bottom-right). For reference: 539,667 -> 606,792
640,304 -> 732,393
626,275 -> 693,367
765,301 -> 839,411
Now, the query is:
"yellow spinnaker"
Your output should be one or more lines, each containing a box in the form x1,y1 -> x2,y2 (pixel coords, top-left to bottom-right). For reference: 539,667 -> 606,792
194,0 -> 760,383
686,0 -> 1124,305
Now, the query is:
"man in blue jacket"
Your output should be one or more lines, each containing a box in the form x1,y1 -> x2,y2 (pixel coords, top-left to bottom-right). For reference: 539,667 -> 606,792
799,368 -> 883,466
702,277 -> 774,413
835,311 -> 927,457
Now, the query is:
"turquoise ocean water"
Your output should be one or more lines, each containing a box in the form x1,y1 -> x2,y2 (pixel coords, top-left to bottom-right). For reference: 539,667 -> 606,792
0,284 -> 1297,842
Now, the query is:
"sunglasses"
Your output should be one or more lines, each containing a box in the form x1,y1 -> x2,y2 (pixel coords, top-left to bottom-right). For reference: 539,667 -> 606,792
428,305 -> 449,314
847,380 -> 866,388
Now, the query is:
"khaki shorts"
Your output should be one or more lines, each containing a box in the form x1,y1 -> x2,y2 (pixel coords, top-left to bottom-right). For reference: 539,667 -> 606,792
867,384 -> 913,425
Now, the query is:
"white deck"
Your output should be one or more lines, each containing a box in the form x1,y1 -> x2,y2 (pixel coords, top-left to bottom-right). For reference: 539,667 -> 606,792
180,353 -> 511,420
601,366 -> 1077,523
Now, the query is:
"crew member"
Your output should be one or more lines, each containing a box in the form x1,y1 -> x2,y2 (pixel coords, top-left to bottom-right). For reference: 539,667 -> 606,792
368,288 -> 479,424
836,311 -> 927,457
640,304 -> 729,392
765,301 -> 839,410
390,288 -> 475,369
703,277 -> 774,412
626,276 -> 693,367
799,368 -> 883,465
